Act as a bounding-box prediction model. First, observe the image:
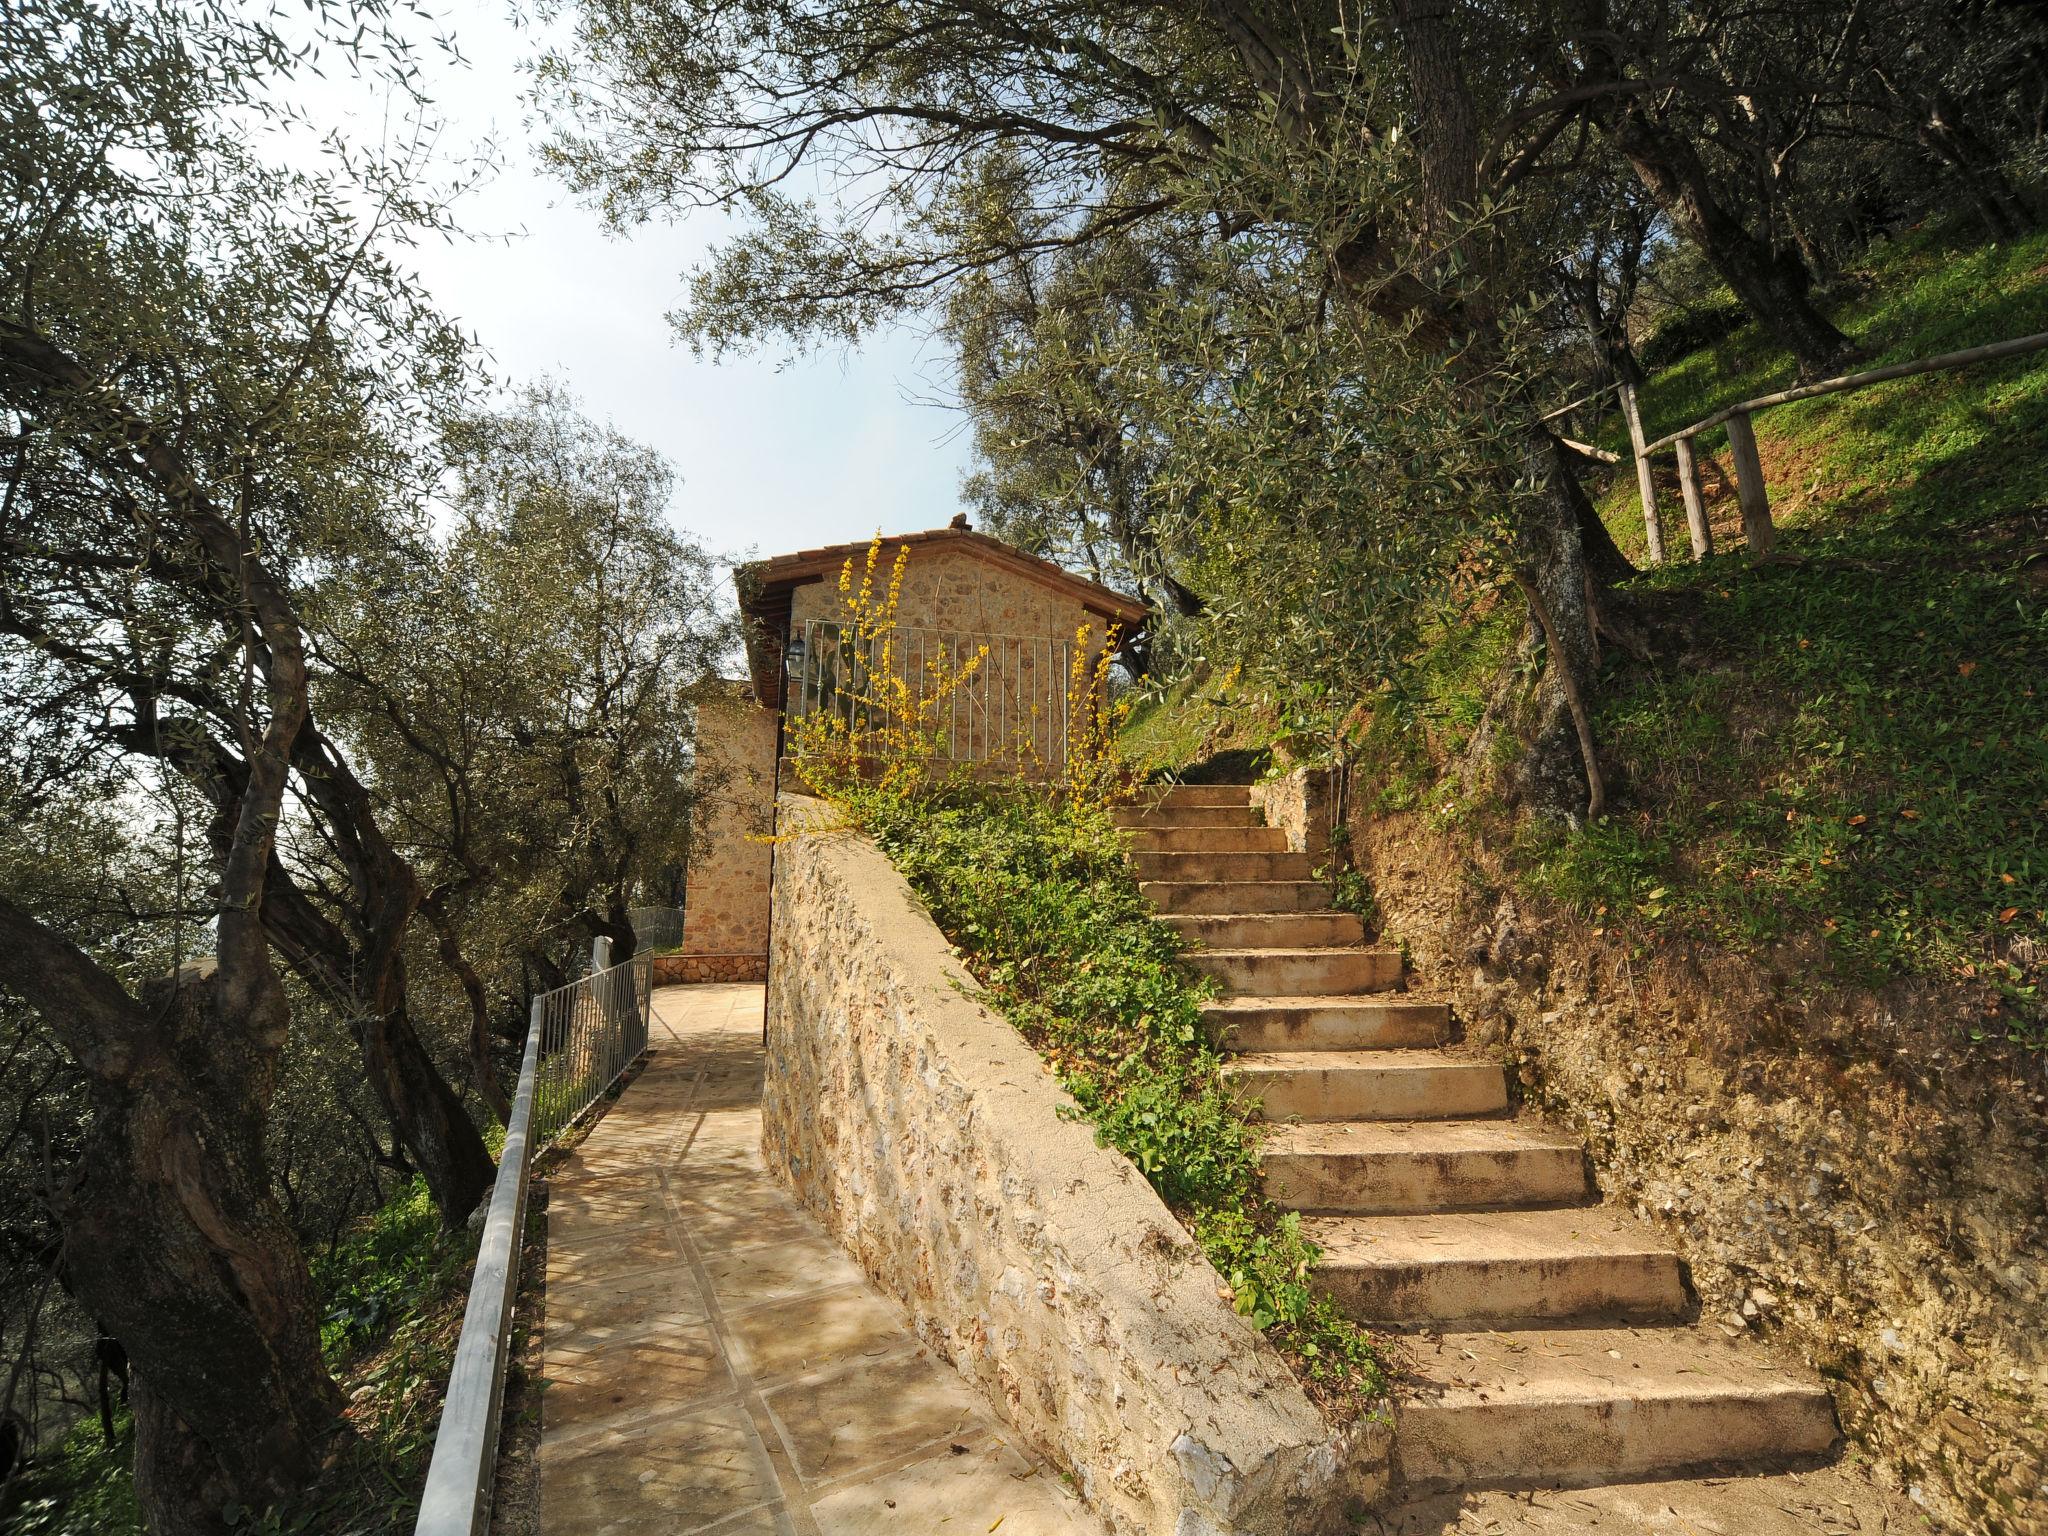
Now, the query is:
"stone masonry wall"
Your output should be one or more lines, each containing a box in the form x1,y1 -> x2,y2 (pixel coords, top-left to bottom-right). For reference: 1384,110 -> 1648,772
788,541 -> 1114,645
651,952 -> 767,985
682,686 -> 779,960
1249,767 -> 1338,855
761,806 -> 1386,1536
789,543 -> 1116,766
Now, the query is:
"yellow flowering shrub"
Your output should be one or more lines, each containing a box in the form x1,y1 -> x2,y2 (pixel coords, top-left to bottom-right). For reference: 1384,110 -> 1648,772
785,535 -> 1130,812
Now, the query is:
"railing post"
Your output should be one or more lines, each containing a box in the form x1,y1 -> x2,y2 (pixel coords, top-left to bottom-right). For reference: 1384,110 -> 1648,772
638,955 -> 652,1055
1618,378 -> 1665,564
1721,410 -> 1775,555
1674,436 -> 1714,559
529,995 -> 545,1141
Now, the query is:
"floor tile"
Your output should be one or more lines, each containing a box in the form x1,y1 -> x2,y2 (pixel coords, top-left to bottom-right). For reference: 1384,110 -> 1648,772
672,1180 -> 820,1253
545,1323 -> 731,1434
548,1225 -> 686,1286
550,1192 -> 668,1243
547,1262 -> 709,1351
701,1234 -> 864,1311
809,1439 -> 1087,1535
763,1348 -> 990,1486
540,1400 -> 774,1534
723,1285 -> 906,1385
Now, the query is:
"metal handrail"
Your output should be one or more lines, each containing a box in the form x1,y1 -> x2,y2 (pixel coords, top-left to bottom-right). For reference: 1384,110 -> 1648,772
413,947 -> 653,1536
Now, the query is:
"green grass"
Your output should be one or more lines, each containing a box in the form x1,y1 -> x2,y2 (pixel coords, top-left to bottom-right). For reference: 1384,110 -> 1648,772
1527,543 -> 2046,1036
304,1177 -> 483,1534
1119,668 -> 1285,776
1555,224 -> 2048,1037
1602,224 -> 2048,557
0,1412 -> 141,1536
828,778 -> 1384,1411
1350,597 -> 1522,817
314,1176 -> 474,1361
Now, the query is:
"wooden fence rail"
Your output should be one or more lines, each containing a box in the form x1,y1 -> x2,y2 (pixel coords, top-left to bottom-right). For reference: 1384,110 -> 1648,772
1615,330 -> 2048,560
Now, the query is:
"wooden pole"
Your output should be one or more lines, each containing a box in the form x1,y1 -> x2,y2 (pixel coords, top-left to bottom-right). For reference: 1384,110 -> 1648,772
1618,379 -> 1665,564
1674,436 -> 1713,559
1639,329 -> 2048,456
1722,411 -> 1775,555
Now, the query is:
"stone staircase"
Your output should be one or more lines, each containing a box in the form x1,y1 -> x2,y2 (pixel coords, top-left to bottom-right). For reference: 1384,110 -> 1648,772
1118,783 -> 1842,1493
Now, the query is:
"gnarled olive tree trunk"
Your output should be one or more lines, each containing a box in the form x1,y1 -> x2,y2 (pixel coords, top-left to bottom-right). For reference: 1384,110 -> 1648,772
59,957 -> 346,1535
0,317 -> 349,1525
1569,0 -> 1854,377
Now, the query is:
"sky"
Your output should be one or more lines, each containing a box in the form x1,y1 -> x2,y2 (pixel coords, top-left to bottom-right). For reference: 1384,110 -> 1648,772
299,0 -> 977,575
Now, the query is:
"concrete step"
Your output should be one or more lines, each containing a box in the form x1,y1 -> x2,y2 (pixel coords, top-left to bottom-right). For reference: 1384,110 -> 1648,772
1124,784 -> 1252,810
1141,880 -> 1329,915
1393,1325 -> 1838,1489
1304,1208 -> 1686,1324
1130,849 -> 1318,884
1124,824 -> 1290,854
1205,996 -> 1447,1052
1226,1050 -> 1506,1120
1166,912 -> 1366,950
1260,1120 -> 1587,1213
1111,804 -> 1260,830
1187,946 -> 1401,996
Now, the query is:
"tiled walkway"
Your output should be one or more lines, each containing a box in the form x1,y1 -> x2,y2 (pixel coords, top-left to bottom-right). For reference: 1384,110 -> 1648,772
538,983 -> 1100,1536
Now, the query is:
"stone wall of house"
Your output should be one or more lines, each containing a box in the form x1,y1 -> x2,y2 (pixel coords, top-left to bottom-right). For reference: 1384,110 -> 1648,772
788,540 -> 1117,644
682,685 -> 779,961
788,543 -> 1118,767
761,805 -> 1385,1536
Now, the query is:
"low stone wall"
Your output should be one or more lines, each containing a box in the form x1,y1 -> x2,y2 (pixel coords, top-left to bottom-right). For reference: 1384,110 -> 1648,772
762,805 -> 1384,1535
1249,767 -> 1338,855
652,952 -> 766,985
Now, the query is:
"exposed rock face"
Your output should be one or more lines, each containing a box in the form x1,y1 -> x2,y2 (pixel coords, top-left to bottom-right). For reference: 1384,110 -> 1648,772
760,807 -> 1387,1536
1335,787 -> 2047,1536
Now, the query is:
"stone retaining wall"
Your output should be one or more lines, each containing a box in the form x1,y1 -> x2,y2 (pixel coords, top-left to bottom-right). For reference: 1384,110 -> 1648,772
761,805 -> 1384,1535
651,952 -> 766,985
1249,767 -> 1338,855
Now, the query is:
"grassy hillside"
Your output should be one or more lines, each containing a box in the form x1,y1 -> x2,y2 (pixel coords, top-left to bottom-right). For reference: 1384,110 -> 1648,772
1564,226 -> 2048,1039
1136,225 -> 2048,1041
1601,225 -> 2048,554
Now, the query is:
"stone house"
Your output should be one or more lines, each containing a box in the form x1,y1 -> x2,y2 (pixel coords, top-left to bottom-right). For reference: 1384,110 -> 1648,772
674,522 -> 1146,981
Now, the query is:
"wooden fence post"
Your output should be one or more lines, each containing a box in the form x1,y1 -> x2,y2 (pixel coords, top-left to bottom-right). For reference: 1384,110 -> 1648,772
1618,379 -> 1665,564
1721,410 -> 1775,555
1674,436 -> 1713,559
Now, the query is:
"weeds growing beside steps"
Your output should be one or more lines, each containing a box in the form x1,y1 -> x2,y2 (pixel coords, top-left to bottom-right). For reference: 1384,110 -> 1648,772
819,781 -> 1385,1412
